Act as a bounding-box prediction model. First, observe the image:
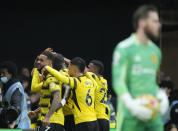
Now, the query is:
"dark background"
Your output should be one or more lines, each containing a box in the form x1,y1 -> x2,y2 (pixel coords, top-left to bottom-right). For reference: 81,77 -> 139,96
0,0 -> 178,95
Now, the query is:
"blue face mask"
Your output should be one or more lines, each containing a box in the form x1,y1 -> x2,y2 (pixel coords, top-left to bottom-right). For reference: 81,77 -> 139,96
0,77 -> 9,84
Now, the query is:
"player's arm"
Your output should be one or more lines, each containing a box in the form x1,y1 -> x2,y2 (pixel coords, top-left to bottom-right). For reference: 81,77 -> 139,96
112,47 -> 128,97
60,84 -> 71,107
64,57 -> 71,66
28,107 -> 40,120
31,68 -> 43,92
45,66 -> 75,88
42,82 -> 61,126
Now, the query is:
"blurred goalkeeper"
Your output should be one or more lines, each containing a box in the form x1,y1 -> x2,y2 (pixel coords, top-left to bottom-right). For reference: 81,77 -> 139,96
112,5 -> 169,131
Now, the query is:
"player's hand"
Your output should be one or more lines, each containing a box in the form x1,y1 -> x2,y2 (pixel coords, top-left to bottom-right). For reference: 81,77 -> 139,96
120,93 -> 152,121
41,66 -> 48,78
44,48 -> 57,54
8,122 -> 16,129
42,117 -> 50,126
28,111 -> 37,119
44,47 -> 53,52
156,89 -> 169,116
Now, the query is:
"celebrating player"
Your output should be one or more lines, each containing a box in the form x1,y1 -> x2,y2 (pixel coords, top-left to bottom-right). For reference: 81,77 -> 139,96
88,60 -> 110,131
44,57 -> 99,131
112,5 -> 169,131
31,51 -> 70,131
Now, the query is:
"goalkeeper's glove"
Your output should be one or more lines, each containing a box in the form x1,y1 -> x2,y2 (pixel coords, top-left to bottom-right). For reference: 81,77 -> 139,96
120,93 -> 152,121
156,89 -> 169,116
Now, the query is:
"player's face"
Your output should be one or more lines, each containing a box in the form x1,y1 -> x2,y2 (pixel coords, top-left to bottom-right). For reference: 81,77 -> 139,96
144,11 -> 161,40
36,54 -> 51,70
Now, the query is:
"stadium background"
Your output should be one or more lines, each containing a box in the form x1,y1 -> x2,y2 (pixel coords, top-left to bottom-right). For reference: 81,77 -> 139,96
0,0 -> 178,97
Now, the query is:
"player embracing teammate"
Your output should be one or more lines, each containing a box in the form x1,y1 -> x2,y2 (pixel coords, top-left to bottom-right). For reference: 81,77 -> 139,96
29,48 -> 110,131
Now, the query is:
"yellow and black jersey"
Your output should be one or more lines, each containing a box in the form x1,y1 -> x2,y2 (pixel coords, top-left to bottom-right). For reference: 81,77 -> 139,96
46,66 -> 97,124
86,72 -> 109,120
38,73 -> 64,125
31,68 -> 43,93
31,68 -> 73,116
59,69 -> 73,116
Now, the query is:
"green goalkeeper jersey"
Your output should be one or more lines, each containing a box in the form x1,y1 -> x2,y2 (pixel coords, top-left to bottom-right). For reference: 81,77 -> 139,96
112,34 -> 161,98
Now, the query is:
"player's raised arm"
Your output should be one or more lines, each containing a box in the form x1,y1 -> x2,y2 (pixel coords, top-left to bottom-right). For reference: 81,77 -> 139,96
31,68 -> 43,92
45,66 -> 75,88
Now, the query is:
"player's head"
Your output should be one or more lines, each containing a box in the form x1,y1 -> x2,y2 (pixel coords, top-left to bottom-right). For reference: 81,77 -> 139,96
35,51 -> 54,71
88,60 -> 104,75
133,5 -> 161,40
0,61 -> 18,84
53,53 -> 65,70
68,57 -> 86,77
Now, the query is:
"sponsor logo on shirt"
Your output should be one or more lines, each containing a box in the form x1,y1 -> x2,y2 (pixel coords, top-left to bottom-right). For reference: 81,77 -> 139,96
132,64 -> 156,75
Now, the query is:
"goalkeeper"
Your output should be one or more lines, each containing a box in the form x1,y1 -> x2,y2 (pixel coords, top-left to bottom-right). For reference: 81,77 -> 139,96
112,5 -> 169,131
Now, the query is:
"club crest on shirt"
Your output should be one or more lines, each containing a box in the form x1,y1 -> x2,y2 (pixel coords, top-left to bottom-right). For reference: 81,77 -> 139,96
151,55 -> 157,64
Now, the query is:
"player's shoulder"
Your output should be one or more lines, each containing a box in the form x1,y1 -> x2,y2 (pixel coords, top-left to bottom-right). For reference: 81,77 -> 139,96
45,74 -> 58,83
150,41 -> 161,55
60,68 -> 69,76
150,42 -> 161,51
100,76 -> 107,83
115,35 -> 135,50
87,72 -> 98,80
80,75 -> 94,87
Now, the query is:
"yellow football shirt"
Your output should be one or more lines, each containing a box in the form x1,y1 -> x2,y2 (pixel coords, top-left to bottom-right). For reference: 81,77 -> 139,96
46,66 -> 97,124
86,72 -> 109,120
33,72 -> 64,125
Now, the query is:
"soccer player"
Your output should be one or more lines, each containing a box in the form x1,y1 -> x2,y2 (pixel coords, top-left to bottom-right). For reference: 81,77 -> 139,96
31,51 -> 69,131
31,49 -> 75,131
44,57 -> 99,131
112,5 -> 169,131
88,60 -> 109,131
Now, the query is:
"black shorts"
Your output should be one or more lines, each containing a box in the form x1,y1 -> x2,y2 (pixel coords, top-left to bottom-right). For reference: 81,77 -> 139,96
64,115 -> 75,131
36,122 -> 64,131
97,119 -> 110,131
75,120 -> 99,131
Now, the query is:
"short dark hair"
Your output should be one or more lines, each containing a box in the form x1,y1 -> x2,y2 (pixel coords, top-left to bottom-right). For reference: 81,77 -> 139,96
0,61 -> 18,77
90,60 -> 104,74
41,51 -> 65,70
71,57 -> 86,73
41,51 -> 55,61
53,53 -> 65,70
133,5 -> 158,31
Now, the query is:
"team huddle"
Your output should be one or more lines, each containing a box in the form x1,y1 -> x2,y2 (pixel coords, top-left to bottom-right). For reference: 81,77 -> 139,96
27,4 -> 170,131
28,48 -> 109,131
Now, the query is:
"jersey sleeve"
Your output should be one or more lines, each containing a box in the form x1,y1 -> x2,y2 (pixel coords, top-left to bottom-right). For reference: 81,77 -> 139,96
112,45 -> 129,97
46,66 -> 78,89
31,68 -> 43,92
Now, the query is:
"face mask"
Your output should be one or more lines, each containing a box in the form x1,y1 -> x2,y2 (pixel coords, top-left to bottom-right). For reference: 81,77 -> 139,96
0,77 -> 8,84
